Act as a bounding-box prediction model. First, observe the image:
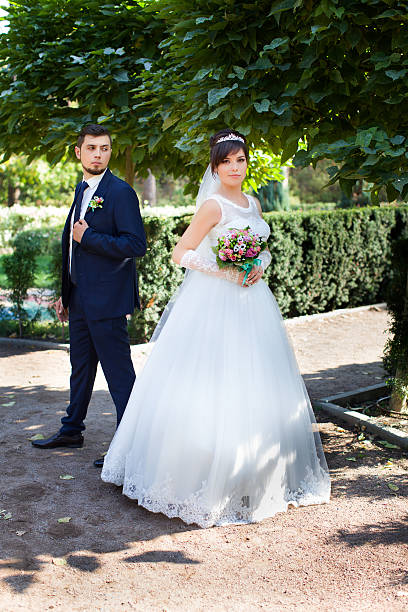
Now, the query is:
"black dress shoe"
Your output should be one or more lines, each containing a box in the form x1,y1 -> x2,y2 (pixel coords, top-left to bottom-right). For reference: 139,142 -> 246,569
31,432 -> 84,449
93,456 -> 104,468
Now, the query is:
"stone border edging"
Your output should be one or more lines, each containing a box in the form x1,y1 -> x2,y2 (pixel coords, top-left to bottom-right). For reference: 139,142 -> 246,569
284,302 -> 386,326
0,337 -> 70,352
313,383 -> 408,451
0,336 -> 152,354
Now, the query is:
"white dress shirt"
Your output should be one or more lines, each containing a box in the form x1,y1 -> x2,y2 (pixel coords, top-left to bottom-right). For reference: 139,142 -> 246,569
69,169 -> 107,274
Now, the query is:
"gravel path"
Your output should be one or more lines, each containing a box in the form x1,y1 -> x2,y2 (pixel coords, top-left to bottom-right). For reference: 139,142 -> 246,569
0,306 -> 407,611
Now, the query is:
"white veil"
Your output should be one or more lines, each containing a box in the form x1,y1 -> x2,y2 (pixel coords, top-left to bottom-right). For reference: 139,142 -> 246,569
196,164 -> 220,210
150,165 -> 217,342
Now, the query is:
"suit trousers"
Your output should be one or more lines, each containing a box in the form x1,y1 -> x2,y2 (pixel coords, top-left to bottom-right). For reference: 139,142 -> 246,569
60,285 -> 136,436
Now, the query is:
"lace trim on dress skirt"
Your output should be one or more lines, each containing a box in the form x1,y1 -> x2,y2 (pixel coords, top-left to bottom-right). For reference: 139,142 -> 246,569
102,463 -> 330,529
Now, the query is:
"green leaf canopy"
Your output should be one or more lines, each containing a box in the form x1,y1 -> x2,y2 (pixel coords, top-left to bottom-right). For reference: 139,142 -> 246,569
1,0 -> 408,197
143,0 -> 408,199
0,0 -> 175,182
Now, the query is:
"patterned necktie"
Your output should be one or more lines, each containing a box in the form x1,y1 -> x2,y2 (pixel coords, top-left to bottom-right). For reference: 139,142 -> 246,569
70,181 -> 89,284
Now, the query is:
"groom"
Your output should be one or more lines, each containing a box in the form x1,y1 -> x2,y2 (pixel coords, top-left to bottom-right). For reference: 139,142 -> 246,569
32,124 -> 146,467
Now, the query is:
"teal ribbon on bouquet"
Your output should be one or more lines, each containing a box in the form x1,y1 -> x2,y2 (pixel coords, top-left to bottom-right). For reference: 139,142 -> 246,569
241,258 -> 262,286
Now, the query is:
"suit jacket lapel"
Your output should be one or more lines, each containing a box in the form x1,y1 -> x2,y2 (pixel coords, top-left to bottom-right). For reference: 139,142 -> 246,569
63,182 -> 81,238
68,183 -> 81,219
84,168 -> 113,221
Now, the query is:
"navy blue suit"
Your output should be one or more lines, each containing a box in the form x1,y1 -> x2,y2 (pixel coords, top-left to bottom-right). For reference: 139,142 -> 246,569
60,168 -> 146,435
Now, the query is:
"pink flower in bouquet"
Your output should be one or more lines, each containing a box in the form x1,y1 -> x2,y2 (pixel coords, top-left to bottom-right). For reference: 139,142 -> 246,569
212,226 -> 267,274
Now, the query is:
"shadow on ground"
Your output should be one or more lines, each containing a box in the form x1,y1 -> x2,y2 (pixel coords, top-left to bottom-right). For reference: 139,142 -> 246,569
303,360 -> 385,399
334,516 -> 408,548
0,352 -> 406,601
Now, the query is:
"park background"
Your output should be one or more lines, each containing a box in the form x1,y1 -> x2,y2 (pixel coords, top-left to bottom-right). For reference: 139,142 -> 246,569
0,0 -> 407,404
0,3 -> 408,611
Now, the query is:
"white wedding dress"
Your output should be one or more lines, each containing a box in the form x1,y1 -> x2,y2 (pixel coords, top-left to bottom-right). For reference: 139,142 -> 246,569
102,194 -> 331,527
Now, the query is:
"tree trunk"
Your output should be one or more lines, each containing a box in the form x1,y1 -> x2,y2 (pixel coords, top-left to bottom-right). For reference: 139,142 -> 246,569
390,266 -> 408,414
142,169 -> 156,207
7,179 -> 16,207
389,369 -> 407,414
125,146 -> 135,187
282,165 -> 289,190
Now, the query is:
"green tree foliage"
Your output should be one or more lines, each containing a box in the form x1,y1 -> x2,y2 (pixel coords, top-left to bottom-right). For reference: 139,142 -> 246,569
2,1 -> 408,195
143,0 -> 408,199
290,161 -> 342,204
257,180 -> 290,212
0,0 -> 171,183
0,0 -> 287,189
0,156 -> 80,206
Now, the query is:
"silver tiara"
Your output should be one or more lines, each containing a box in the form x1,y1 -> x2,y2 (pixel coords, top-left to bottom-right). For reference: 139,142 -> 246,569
215,133 -> 245,144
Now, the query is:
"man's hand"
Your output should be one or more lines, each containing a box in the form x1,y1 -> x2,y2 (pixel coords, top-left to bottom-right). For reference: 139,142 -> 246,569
73,219 -> 89,243
55,297 -> 69,323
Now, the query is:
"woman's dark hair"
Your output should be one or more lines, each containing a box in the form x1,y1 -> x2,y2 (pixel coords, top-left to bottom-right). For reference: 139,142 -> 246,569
210,129 -> 248,173
77,124 -> 112,148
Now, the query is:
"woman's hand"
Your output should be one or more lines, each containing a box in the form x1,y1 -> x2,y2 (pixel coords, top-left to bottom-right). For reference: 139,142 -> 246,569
243,264 -> 263,286
236,265 -> 263,287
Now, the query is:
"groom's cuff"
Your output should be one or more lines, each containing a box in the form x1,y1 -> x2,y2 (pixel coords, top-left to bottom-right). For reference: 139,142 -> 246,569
79,227 -> 93,250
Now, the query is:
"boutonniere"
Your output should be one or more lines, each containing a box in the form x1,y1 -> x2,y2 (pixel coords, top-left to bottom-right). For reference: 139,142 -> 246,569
88,196 -> 104,211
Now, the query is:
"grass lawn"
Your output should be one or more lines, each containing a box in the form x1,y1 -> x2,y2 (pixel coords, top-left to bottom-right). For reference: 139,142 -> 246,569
0,254 -> 53,289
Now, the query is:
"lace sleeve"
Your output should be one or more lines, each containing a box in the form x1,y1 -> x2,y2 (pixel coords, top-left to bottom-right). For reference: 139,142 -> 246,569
258,250 -> 271,272
180,250 -> 240,283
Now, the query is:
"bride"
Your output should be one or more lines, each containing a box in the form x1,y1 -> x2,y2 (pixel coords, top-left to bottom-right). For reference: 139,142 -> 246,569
101,129 -> 331,527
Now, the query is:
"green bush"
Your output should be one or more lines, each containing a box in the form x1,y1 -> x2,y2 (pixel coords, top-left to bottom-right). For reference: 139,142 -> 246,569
383,235 -> 408,402
266,205 -> 408,317
3,205 -> 408,343
3,231 -> 41,336
0,205 -> 67,248
40,215 -> 189,342
128,215 -> 188,342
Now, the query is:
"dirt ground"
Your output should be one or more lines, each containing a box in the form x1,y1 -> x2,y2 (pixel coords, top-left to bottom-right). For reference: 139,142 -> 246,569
0,306 -> 407,611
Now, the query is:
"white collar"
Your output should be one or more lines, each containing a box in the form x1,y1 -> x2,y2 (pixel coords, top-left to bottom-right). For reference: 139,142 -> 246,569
83,168 -> 108,189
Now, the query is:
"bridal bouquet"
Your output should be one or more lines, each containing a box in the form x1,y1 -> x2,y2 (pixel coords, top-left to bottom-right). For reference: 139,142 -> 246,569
212,227 -> 267,285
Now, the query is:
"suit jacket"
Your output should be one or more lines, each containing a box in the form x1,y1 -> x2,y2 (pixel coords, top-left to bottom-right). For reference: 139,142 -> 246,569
61,168 -> 146,320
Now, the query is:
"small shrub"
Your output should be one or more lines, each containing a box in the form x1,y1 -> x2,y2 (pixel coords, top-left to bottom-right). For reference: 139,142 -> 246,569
3,231 -> 41,336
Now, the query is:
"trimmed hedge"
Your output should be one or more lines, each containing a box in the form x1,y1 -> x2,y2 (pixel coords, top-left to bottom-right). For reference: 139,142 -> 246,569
265,205 -> 408,317
128,215 -> 188,342
2,205 -> 408,343
134,205 -> 408,339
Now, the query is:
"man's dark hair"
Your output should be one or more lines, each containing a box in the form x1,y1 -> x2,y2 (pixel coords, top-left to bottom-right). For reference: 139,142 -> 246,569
77,124 -> 112,148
